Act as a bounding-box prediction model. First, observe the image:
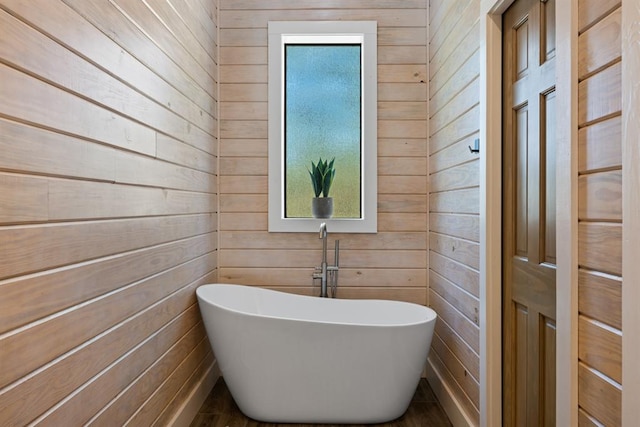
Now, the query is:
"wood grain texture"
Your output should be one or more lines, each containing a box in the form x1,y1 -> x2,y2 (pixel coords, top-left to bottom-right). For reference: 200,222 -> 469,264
578,315 -> 621,384
221,9 -> 426,28
430,269 -> 479,325
577,2 -> 623,424
221,0 -> 428,10
430,160 -> 480,193
430,233 -> 480,271
219,267 -> 426,289
428,1 -> 481,419
428,350 -> 480,425
430,333 -> 480,408
0,0 -> 215,132
430,187 -> 480,215
578,268 -> 622,330
433,314 -> 480,381
578,7 -> 621,79
430,289 -> 480,354
0,233 -> 216,334
578,362 -> 621,426
432,24 -> 479,99
430,107 -> 479,154
217,2 -> 430,320
578,61 -> 622,126
0,0 -> 218,425
430,250 -> 479,297
578,170 -> 622,221
577,0 -> 621,33
578,115 -> 622,173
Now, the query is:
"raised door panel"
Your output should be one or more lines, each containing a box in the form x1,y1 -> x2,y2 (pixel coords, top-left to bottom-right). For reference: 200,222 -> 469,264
503,0 -> 557,425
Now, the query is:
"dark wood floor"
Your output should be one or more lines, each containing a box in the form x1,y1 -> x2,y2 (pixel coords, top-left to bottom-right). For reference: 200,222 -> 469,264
190,378 -> 452,427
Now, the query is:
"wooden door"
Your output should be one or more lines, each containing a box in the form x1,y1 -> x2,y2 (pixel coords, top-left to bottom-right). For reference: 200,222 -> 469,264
502,0 -> 557,425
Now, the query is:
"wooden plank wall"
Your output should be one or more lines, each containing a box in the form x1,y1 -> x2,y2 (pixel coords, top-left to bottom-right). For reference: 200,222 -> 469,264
0,1 -> 218,425
576,1 -> 623,425
218,0 -> 429,304
427,0 -> 481,424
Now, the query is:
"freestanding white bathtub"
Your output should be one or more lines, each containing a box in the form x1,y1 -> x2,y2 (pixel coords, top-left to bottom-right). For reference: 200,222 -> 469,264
196,284 -> 437,424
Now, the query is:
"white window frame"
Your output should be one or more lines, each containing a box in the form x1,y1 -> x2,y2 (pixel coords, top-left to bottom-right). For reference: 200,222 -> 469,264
267,21 -> 377,233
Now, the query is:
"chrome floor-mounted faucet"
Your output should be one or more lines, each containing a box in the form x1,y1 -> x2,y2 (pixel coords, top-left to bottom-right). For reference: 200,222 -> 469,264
313,222 -> 339,297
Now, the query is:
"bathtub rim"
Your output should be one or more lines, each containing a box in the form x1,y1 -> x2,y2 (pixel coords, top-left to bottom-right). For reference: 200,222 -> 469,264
196,283 -> 437,329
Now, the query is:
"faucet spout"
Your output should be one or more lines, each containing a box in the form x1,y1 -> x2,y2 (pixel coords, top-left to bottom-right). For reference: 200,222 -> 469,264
312,222 -> 336,298
319,222 -> 327,239
319,222 -> 327,265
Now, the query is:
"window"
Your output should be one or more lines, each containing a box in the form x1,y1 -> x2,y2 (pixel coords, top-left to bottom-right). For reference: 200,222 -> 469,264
268,21 -> 377,233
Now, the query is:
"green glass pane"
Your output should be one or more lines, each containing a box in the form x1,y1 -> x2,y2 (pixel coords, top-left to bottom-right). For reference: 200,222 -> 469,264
284,44 -> 362,218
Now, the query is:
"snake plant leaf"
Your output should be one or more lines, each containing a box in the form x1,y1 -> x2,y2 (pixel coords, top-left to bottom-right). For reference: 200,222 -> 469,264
308,169 -> 321,197
307,156 -> 336,198
322,167 -> 335,197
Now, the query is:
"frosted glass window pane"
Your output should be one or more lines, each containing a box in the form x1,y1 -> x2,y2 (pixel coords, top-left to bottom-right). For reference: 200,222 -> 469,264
284,44 -> 362,218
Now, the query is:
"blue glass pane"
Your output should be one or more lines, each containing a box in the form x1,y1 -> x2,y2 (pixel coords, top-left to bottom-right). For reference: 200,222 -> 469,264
284,44 -> 362,218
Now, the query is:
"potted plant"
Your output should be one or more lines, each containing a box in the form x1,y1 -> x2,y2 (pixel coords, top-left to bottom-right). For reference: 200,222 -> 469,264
308,157 -> 336,218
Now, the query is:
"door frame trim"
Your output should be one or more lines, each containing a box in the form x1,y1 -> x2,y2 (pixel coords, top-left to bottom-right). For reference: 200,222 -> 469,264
478,2 -> 507,426
554,1 -> 579,426
478,1 -> 578,426
622,1 -> 640,423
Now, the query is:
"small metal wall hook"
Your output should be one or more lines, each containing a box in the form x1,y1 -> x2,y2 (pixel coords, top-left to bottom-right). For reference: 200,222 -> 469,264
468,138 -> 480,154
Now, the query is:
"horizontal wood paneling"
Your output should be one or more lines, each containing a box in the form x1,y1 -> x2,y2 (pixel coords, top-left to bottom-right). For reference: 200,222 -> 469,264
0,249 -> 215,389
578,362 -> 621,426
430,289 -> 480,355
578,115 -> 622,173
431,332 -> 480,407
220,231 -> 426,250
219,267 -> 426,289
221,9 -> 427,28
428,349 -> 480,424
221,0 -> 427,9
578,408 -> 603,427
220,249 -> 426,269
0,234 -> 216,335
430,160 -> 480,193
430,107 -> 480,155
430,251 -> 479,297
430,77 -> 479,135
430,187 -> 480,214
577,2 -> 622,424
578,223 -> 622,276
18,301 -> 206,427
578,0 -> 621,33
578,7 -> 621,79
0,1 -> 218,425
430,270 -> 479,325
429,0 -> 478,67
61,0 -> 216,111
578,315 -> 621,384
430,232 -> 480,271
433,312 -> 480,380
578,268 -> 622,330
578,61 -> 621,125
430,50 -> 480,118
218,1 -> 428,305
428,0 -> 481,420
430,213 -> 479,243
430,27 -> 479,99
578,170 -> 622,221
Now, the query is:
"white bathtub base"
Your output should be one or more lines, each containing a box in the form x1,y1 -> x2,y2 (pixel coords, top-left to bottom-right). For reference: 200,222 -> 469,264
197,284 -> 437,424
